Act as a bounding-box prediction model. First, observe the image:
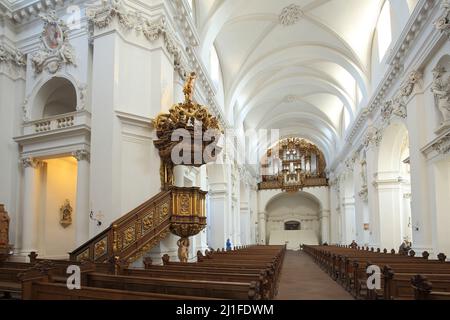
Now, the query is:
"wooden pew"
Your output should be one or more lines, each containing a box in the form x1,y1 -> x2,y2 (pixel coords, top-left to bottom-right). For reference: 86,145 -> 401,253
0,267 -> 23,298
121,267 -> 271,299
22,278 -> 219,300
303,245 -> 450,300
412,275 -> 450,300
382,266 -> 450,300
84,273 -> 261,300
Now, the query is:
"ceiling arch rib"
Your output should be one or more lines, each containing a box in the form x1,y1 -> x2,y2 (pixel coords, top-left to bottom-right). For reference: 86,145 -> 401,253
238,78 -> 352,131
240,67 -> 356,116
194,0 -> 386,167
254,101 -> 341,137
226,43 -> 369,118
259,111 -> 339,148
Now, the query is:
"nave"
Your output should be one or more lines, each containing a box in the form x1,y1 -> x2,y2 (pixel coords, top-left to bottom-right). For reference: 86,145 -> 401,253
4,244 -> 450,300
276,251 -> 353,300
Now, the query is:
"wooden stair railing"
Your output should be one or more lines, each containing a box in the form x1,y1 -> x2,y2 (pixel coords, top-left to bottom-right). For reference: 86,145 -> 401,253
69,189 -> 173,264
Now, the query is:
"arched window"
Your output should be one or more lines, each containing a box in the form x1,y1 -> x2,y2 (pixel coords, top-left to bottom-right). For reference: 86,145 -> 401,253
377,1 -> 392,61
210,45 -> 221,89
33,77 -> 77,120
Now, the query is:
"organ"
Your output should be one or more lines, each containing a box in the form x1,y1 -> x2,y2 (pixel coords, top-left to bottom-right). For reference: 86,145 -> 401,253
259,138 -> 328,192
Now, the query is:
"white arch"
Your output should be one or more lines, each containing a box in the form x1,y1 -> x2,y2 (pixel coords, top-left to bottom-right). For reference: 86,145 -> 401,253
28,73 -> 82,121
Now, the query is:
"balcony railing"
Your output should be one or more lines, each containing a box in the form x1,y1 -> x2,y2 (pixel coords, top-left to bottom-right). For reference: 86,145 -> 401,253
23,110 -> 91,135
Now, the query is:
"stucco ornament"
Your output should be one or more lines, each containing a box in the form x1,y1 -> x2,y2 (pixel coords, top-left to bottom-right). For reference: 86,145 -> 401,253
279,4 -> 303,26
435,0 -> 450,38
31,10 -> 77,74
431,65 -> 450,124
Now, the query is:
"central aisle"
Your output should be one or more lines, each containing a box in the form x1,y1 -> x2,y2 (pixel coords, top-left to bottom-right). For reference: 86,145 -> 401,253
276,251 -> 354,300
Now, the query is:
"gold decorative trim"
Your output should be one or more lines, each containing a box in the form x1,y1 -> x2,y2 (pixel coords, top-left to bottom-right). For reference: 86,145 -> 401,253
153,72 -> 223,190
77,249 -> 90,262
94,237 -> 108,260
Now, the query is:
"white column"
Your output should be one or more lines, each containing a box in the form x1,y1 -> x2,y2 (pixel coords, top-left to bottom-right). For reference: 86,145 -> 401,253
366,145 -> 381,248
208,183 -> 228,250
320,210 -> 330,244
329,182 -> 340,244
21,158 -> 40,255
342,197 -> 356,245
406,92 -> 434,254
375,173 -> 403,251
258,212 -> 267,244
73,150 -> 91,246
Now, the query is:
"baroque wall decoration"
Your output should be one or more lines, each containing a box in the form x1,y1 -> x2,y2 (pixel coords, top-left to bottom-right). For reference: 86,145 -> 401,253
279,4 -> 304,26
435,0 -> 450,38
363,126 -> 382,149
431,65 -> 450,127
432,133 -> 450,155
0,44 -> 26,79
31,10 -> 77,74
0,44 -> 26,68
59,199 -> 73,228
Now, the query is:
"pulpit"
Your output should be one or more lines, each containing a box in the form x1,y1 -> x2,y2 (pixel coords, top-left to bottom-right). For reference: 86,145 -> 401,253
0,204 -> 13,262
153,72 -> 222,262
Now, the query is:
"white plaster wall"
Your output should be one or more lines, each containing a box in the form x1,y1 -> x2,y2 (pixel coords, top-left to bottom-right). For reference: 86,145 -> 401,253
39,158 -> 77,259
0,73 -> 25,250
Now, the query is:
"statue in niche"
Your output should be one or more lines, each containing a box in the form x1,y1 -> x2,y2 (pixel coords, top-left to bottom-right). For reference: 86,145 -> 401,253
0,205 -> 10,248
177,237 -> 190,263
60,199 -> 73,228
431,65 -> 450,123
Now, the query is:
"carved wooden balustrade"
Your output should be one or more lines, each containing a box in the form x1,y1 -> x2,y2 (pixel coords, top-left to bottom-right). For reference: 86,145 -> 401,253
69,187 -> 206,265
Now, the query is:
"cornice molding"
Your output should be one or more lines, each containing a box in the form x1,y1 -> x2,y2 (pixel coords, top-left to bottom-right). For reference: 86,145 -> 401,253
2,0 -> 72,24
421,130 -> 450,158
86,0 -> 228,131
171,0 -> 199,47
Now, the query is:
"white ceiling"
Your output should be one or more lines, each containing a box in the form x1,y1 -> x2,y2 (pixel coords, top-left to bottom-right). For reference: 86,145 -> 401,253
195,0 -> 388,162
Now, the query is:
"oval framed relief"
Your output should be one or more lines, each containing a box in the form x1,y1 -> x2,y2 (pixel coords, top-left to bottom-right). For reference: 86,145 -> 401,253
43,23 -> 63,50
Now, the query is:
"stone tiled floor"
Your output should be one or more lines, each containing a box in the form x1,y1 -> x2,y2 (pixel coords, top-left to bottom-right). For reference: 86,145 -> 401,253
276,251 -> 354,300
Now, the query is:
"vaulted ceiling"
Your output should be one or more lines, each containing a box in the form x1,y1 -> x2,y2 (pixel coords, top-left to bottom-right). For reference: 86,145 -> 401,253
194,0 -> 389,162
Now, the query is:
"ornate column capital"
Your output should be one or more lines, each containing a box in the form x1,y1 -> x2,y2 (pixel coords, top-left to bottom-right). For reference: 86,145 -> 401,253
363,126 -> 382,149
72,150 -> 91,162
20,157 -> 41,169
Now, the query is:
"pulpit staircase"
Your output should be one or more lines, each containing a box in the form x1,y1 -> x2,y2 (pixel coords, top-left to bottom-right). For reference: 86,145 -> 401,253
69,187 -> 207,265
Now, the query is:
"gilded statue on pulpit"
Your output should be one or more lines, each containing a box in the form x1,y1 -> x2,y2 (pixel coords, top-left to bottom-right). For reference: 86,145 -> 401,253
177,237 -> 190,263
